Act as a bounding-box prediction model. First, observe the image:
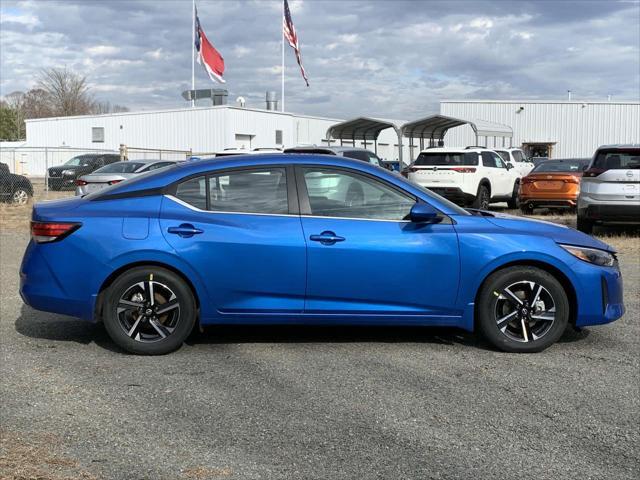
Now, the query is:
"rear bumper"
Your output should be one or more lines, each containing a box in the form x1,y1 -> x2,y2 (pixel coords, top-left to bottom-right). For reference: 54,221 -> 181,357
519,197 -> 577,208
19,240 -> 96,321
578,204 -> 640,223
428,187 -> 475,206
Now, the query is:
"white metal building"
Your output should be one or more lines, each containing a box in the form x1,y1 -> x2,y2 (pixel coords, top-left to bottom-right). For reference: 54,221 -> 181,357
441,100 -> 640,158
8,105 -> 407,175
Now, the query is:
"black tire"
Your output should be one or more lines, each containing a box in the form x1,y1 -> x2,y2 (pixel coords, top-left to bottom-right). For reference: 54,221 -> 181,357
102,266 -> 197,355
520,204 -> 534,215
507,182 -> 520,209
476,266 -> 570,353
576,216 -> 594,234
472,184 -> 490,210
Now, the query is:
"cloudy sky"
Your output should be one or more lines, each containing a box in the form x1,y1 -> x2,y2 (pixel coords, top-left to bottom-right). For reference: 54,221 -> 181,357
1,0 -> 639,119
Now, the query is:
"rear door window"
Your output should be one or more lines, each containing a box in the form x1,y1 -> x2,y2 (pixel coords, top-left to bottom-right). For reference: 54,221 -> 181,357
209,168 -> 288,214
592,149 -> 640,170
415,152 -> 477,166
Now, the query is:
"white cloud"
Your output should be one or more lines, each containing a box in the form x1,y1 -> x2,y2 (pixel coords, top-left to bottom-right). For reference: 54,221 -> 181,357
0,11 -> 40,28
85,45 -> 120,56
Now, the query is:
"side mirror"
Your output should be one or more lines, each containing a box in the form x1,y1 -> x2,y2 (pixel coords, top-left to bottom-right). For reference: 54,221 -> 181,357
409,203 -> 442,224
506,162 -> 513,170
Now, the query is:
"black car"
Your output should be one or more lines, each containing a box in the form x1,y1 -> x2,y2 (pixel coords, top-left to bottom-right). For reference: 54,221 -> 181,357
283,146 -> 392,169
47,153 -> 121,190
0,162 -> 33,205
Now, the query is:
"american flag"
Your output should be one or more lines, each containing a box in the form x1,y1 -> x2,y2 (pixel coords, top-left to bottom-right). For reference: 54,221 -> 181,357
283,0 -> 309,86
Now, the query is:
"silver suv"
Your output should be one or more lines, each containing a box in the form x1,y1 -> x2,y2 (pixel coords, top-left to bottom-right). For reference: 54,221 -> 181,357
577,144 -> 640,233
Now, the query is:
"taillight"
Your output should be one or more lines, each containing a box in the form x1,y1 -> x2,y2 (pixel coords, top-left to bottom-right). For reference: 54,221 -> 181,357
564,177 -> 580,184
583,168 -> 605,178
108,179 -> 123,185
31,222 -> 81,243
521,177 -> 534,184
450,167 -> 476,173
75,179 -> 87,186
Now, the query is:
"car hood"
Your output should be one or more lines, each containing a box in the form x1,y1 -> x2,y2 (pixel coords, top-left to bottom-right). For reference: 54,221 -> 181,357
482,211 -> 615,252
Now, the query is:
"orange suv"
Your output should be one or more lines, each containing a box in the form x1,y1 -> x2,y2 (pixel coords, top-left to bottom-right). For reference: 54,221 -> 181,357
519,158 -> 590,214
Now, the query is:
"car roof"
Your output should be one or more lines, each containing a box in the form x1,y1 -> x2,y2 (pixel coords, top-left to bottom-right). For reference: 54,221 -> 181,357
595,144 -> 640,150
418,147 -> 492,154
284,146 -> 374,154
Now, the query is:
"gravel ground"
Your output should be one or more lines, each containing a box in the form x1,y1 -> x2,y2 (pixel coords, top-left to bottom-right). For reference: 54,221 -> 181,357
1,226 -> 639,480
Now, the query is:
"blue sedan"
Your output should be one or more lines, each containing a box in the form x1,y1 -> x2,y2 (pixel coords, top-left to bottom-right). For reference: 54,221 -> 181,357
20,155 -> 624,354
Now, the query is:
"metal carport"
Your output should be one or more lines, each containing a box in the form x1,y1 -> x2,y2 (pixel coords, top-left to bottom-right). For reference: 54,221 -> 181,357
326,117 -> 405,167
401,114 -> 513,161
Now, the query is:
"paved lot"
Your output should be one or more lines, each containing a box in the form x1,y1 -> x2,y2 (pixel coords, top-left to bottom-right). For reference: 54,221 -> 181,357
1,227 -> 639,480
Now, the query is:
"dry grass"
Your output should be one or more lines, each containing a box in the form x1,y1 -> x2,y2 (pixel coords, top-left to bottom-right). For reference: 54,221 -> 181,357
0,182 -> 72,231
0,430 -> 98,480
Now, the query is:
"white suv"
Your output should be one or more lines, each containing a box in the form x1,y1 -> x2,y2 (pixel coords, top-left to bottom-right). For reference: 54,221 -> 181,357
494,148 -> 535,177
405,147 -> 521,209
577,144 -> 640,233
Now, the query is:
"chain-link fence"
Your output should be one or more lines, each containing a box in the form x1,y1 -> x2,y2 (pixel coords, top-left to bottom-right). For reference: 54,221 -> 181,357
0,145 -> 204,206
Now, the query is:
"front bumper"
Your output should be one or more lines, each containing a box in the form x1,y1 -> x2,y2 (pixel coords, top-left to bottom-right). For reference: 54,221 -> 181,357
573,261 -> 624,327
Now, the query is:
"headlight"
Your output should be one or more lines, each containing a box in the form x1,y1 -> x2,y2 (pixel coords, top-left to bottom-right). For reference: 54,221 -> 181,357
62,169 -> 74,176
560,244 -> 617,267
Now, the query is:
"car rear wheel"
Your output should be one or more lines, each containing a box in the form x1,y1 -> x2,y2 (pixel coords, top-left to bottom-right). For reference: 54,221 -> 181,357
11,188 -> 30,205
472,184 -> 490,210
507,182 -> 520,209
103,267 -> 196,355
477,266 -> 569,353
576,216 -> 594,234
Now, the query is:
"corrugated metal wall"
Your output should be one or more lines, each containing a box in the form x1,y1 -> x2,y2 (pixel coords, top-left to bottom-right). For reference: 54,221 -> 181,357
24,106 -> 341,154
441,101 -> 640,158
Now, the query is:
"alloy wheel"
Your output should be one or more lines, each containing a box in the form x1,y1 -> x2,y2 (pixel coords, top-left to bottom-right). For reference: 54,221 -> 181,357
12,189 -> 29,205
116,280 -> 181,343
493,280 -> 556,342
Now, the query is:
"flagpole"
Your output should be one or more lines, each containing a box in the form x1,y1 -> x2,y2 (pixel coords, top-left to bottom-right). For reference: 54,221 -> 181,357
281,0 -> 285,112
191,0 -> 195,108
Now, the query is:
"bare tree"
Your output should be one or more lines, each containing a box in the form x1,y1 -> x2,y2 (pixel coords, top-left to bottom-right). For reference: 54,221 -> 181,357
37,67 -> 95,116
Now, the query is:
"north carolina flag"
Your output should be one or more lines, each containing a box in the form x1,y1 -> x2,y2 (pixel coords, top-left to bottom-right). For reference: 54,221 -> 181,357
195,7 -> 225,84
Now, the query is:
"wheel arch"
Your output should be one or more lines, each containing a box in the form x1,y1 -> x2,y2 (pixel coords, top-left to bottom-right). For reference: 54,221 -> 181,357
473,259 -> 578,329
478,178 -> 491,195
95,261 -> 201,322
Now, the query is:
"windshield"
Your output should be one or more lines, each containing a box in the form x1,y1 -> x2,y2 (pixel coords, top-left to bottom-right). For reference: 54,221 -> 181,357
93,162 -> 144,174
512,150 -> 525,162
495,151 -> 510,163
532,160 -> 589,173
592,149 -> 640,170
414,152 -> 478,166
64,156 -> 92,166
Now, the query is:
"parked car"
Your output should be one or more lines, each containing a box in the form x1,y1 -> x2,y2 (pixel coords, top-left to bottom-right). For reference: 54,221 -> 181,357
494,148 -> 535,177
47,153 -> 121,190
404,147 -> 521,209
577,144 -> 640,233
0,162 -> 33,205
21,154 -> 624,355
75,160 -> 179,196
519,158 -> 591,214
283,146 -> 389,169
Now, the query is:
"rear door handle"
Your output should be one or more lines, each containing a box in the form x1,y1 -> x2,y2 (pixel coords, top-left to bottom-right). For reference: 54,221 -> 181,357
167,223 -> 203,238
309,231 -> 345,245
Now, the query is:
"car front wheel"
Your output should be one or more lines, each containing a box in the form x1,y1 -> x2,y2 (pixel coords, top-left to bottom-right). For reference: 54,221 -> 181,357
477,266 -> 570,353
102,267 -> 197,355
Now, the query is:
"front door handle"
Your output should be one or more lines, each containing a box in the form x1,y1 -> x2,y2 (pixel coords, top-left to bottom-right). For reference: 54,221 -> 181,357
167,223 -> 203,238
309,231 -> 345,245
